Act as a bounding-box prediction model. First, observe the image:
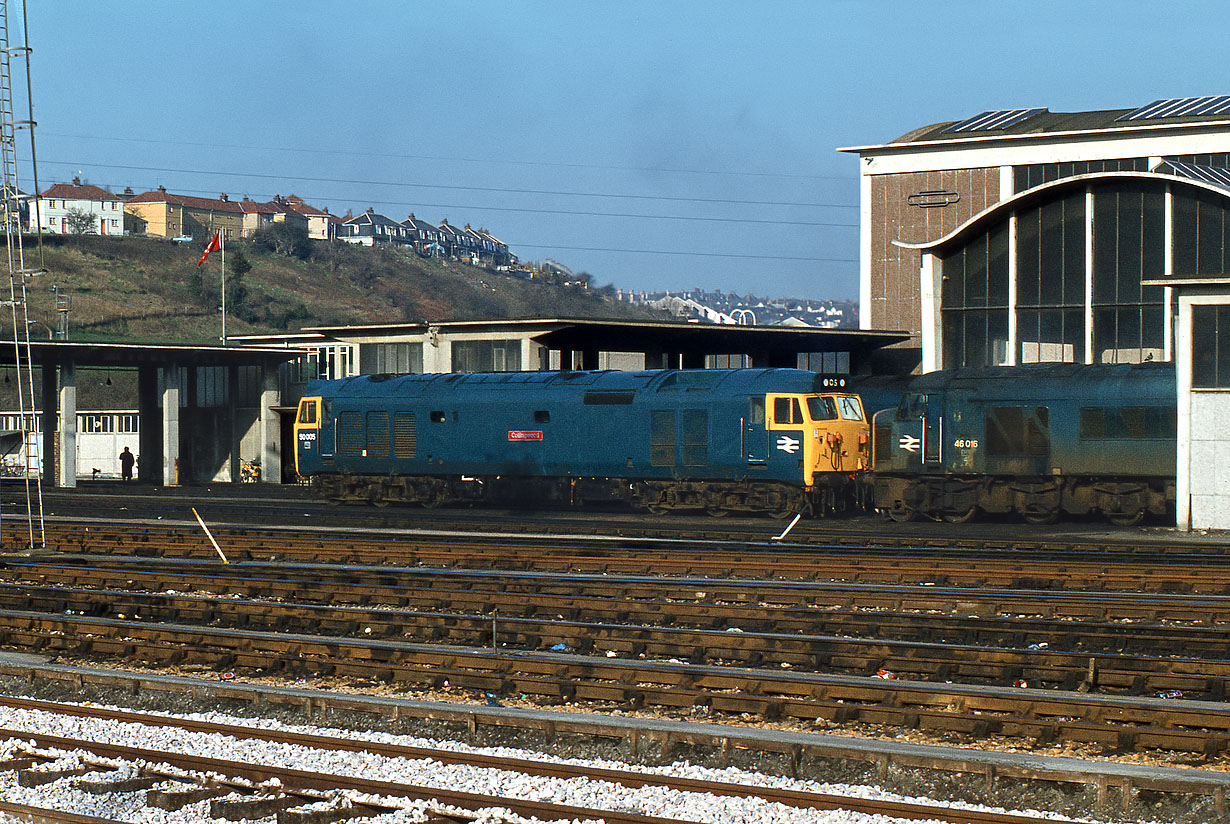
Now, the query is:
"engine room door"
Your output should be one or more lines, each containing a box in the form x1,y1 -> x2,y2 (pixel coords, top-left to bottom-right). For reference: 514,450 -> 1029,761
318,400 -> 335,464
922,394 -> 942,467
744,396 -> 768,466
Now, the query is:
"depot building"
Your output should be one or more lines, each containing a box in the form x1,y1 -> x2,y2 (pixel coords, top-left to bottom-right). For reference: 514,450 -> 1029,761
841,96 -> 1230,529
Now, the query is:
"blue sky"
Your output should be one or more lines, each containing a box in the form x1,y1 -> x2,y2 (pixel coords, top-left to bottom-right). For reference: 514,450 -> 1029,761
22,2 -> 1229,302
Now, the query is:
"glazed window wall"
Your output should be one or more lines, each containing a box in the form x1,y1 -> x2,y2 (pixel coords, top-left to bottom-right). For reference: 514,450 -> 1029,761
1167,153 -> 1230,169
1192,305 -> 1230,388
1016,192 -> 1086,363
359,342 -> 423,375
940,221 -> 1009,368
451,339 -> 522,373
1092,182 -> 1165,363
1013,158 -> 1147,193
1173,188 -> 1230,276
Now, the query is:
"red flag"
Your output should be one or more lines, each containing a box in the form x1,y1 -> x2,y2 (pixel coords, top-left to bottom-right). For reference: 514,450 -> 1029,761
196,231 -> 221,267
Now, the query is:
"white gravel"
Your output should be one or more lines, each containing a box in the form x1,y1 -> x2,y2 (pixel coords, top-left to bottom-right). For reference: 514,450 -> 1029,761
0,702 -> 1156,824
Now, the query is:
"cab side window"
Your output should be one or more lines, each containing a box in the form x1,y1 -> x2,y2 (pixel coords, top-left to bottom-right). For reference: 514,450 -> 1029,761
773,397 -> 802,424
749,397 -> 766,426
298,401 -> 317,424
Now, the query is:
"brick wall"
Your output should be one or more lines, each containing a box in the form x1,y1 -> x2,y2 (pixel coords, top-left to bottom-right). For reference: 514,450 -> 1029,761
868,167 -> 1002,338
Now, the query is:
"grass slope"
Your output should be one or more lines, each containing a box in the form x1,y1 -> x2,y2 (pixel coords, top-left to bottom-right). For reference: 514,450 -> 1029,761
12,235 -> 656,344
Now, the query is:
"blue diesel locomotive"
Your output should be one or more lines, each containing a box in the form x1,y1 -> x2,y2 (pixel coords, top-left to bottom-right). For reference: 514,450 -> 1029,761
294,368 -> 870,517
870,363 -> 1176,526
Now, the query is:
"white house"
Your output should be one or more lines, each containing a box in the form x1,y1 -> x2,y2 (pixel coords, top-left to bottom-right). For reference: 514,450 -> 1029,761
30,176 -> 124,235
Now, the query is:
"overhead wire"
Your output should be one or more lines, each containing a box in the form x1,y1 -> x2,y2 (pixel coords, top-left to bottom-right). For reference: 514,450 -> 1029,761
36,159 -> 857,210
39,131 -> 857,182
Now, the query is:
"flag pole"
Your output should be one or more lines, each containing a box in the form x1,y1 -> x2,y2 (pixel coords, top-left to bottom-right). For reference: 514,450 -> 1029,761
220,229 -> 226,346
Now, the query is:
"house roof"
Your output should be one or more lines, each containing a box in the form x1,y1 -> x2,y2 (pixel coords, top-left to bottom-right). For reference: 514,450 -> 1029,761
344,209 -> 402,228
125,189 -> 247,213
280,194 -> 341,222
41,180 -> 116,202
402,213 -> 438,233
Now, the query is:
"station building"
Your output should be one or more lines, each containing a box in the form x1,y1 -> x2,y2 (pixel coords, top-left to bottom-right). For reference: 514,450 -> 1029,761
841,96 -> 1230,529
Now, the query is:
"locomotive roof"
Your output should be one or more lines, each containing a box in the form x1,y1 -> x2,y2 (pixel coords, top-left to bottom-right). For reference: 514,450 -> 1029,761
308,367 -> 846,398
905,362 -> 1175,398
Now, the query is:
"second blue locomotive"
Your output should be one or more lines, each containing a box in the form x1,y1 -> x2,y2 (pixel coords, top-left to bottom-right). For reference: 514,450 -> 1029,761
870,363 -> 1176,526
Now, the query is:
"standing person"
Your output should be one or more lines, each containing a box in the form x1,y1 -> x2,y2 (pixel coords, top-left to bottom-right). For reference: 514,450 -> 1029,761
119,446 -> 135,482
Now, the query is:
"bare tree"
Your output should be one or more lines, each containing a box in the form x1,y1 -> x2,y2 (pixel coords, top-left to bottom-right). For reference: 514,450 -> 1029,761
64,207 -> 96,235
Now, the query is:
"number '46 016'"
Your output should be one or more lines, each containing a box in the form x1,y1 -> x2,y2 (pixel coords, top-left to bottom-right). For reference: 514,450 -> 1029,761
954,438 -> 978,449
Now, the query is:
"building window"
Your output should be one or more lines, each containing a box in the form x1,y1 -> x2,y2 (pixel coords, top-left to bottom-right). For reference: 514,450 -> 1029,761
1192,305 -> 1230,388
1013,158 -> 1148,193
941,219 -> 1010,368
451,339 -> 522,372
798,351 -> 850,373
1017,191 -> 1086,363
1166,153 -> 1230,169
1173,187 -> 1230,276
708,353 -> 750,369
359,342 -> 423,375
1092,181 -> 1165,363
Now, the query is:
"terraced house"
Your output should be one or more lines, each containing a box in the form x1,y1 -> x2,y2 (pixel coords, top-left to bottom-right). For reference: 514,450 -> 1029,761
123,187 -> 310,241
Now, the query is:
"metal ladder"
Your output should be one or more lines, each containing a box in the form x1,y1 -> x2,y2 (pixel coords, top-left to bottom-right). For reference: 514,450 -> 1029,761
0,0 -> 44,549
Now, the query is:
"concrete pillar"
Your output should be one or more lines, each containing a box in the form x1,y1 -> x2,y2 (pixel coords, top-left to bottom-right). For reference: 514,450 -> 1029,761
137,365 -> 159,483
260,365 -> 280,484
57,361 -> 76,488
182,365 -> 198,484
521,338 -> 533,373
40,365 -> 56,482
227,365 -> 240,482
161,364 -> 180,486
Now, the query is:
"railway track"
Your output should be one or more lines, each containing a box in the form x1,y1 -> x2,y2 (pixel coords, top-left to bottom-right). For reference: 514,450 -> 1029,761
4,566 -> 1230,693
31,486 -> 1229,556
2,556 -> 1230,756
3,514 -> 1229,819
0,696 -> 1057,824
25,520 -> 1230,592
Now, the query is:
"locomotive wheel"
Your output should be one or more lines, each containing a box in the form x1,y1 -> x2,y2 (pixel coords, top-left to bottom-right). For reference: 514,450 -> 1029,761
1106,508 -> 1144,527
646,504 -> 669,515
705,508 -> 729,517
941,506 -> 977,524
886,502 -> 916,523
1021,507 -> 1058,525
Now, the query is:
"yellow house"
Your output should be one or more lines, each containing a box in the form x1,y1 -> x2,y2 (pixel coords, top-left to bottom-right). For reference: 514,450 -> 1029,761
125,187 -> 246,240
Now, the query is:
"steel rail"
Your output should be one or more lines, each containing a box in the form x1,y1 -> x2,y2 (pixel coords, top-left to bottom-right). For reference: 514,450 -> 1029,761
0,695 -> 1056,824
0,609 -> 1227,754
30,521 -> 1230,586
7,575 -> 1230,660
11,557 -> 1230,626
33,493 -> 1228,557
0,579 -> 1227,698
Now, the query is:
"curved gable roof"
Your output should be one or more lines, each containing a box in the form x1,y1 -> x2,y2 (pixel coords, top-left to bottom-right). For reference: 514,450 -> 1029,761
894,170 -> 1230,255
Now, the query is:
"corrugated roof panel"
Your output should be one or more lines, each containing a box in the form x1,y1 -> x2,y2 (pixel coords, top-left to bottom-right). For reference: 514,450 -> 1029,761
941,107 -> 1047,133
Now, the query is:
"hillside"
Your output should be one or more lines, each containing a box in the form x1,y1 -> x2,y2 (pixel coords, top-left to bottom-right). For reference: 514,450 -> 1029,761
9,235 -> 659,344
